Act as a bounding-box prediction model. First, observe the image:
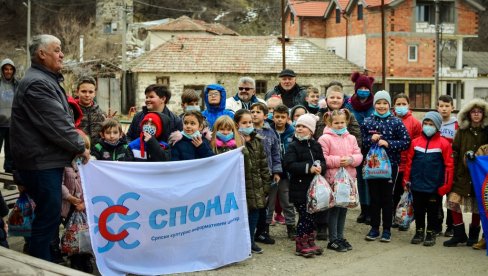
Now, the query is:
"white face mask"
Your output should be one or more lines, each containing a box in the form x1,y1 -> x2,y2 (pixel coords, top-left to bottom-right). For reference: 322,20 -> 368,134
143,124 -> 157,136
294,133 -> 310,141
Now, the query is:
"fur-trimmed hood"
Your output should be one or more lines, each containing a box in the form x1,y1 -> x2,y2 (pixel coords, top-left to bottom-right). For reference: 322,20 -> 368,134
457,98 -> 488,130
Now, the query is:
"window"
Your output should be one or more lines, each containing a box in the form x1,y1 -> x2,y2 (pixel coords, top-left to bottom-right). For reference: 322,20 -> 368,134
327,47 -> 336,54
416,1 -> 454,24
156,76 -> 170,87
104,23 -> 112,34
389,83 -> 406,99
183,85 -> 205,108
358,4 -> 363,20
255,80 -> 267,94
416,3 -> 432,24
446,82 -> 464,99
440,2 -> 455,23
408,45 -> 418,62
336,9 -> 341,24
409,83 -> 431,108
373,83 -> 383,93
290,14 -> 295,25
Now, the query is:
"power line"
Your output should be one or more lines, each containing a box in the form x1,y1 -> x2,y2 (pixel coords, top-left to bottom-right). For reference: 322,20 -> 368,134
33,0 -> 96,7
133,0 -> 195,12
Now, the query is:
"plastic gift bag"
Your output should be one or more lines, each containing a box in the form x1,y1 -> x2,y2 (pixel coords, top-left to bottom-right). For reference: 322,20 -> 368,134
8,193 -> 35,237
306,174 -> 334,214
333,168 -> 359,208
61,211 -> 92,255
394,187 -> 414,228
363,144 -> 392,179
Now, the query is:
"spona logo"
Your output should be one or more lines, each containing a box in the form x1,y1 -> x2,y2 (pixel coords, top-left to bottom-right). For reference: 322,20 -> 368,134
92,192 -> 141,253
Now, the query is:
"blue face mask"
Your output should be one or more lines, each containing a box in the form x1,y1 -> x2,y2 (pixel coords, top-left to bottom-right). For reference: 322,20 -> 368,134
185,105 -> 201,112
374,110 -> 391,118
332,127 -> 348,135
143,124 -> 157,136
308,103 -> 319,108
267,112 -> 273,120
216,131 -> 234,142
423,125 -> 437,137
357,89 -> 370,99
181,130 -> 201,139
395,106 -> 409,117
239,127 -> 254,136
291,121 -> 297,127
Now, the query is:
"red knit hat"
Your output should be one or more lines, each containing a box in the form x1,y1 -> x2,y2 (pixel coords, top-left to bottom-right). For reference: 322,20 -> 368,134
139,113 -> 163,158
351,72 -> 375,93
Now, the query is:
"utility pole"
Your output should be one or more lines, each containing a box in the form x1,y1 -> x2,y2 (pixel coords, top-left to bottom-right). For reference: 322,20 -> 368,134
121,2 -> 127,71
434,0 -> 440,100
281,0 -> 286,70
381,0 -> 386,90
24,0 -> 31,69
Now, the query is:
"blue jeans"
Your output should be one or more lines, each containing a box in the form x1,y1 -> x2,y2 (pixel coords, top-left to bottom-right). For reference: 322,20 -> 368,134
19,168 -> 64,262
328,207 -> 348,241
248,209 -> 259,244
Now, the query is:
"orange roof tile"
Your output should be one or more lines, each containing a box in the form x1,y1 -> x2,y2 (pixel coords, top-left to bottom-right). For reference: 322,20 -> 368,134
289,0 -> 329,17
147,16 -> 238,36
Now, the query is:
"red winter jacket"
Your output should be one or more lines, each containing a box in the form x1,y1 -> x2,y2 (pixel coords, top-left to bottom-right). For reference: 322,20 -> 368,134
397,111 -> 422,172
403,132 -> 454,196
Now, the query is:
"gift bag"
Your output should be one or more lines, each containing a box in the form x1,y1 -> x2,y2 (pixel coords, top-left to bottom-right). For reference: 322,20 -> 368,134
61,211 -> 92,255
363,144 -> 392,179
8,193 -> 35,237
333,168 -> 359,208
394,189 -> 414,227
306,174 -> 334,214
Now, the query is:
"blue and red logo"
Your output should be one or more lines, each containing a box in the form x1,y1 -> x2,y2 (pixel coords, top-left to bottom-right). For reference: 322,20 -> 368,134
92,192 -> 141,253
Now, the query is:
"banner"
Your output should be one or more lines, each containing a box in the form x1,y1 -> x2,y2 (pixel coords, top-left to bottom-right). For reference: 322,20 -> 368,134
79,148 -> 250,275
467,156 -> 488,256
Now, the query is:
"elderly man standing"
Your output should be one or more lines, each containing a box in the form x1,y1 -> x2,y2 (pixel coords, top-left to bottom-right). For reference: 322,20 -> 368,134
265,69 -> 307,108
10,34 -> 90,262
0,58 -> 17,187
226,76 -> 266,112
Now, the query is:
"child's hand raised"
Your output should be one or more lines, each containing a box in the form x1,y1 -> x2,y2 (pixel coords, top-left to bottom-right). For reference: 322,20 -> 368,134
310,165 -> 321,175
191,135 -> 203,147
143,132 -> 152,142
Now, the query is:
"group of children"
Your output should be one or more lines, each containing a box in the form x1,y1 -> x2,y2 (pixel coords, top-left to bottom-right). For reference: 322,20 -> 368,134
21,74 -> 486,273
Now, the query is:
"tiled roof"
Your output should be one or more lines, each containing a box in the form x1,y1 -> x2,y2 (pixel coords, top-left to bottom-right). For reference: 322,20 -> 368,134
337,0 -> 350,9
147,16 -> 238,36
289,0 -> 329,17
442,51 -> 488,75
130,36 -> 360,74
364,0 -> 393,7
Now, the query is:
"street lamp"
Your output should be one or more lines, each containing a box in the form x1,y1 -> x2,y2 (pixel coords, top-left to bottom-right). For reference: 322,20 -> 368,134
23,0 -> 31,69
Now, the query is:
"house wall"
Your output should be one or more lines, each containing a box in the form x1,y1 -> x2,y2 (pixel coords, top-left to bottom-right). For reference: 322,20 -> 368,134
325,35 -> 366,68
299,18 -> 327,38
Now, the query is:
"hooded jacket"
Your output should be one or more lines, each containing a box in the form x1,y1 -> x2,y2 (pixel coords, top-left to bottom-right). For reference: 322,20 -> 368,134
0,59 -> 17,127
439,116 -> 458,144
202,84 -> 234,130
395,110 -> 422,172
168,129 -> 214,161
451,98 -> 488,197
255,122 -> 282,175
243,132 -> 271,210
128,112 -> 171,161
318,127 -> 362,185
127,106 -> 182,143
10,63 -> 85,170
314,107 -> 363,148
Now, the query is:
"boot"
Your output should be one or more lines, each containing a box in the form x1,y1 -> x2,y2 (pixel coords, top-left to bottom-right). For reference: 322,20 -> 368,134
423,230 -> 436,247
50,238 -> 64,264
287,224 -> 297,240
466,224 -> 481,246
295,235 -> 314,258
411,228 -> 425,244
443,224 -> 468,247
472,237 -> 486,250
307,233 -> 323,255
80,254 -> 94,274
356,204 -> 367,223
255,224 -> 275,244
316,223 -> 328,241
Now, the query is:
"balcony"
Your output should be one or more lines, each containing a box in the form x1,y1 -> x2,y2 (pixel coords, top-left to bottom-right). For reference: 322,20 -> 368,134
440,66 -> 478,79
416,22 -> 455,34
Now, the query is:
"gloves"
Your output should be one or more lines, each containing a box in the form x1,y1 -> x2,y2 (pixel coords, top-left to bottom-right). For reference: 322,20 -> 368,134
465,150 -> 476,160
438,185 -> 450,196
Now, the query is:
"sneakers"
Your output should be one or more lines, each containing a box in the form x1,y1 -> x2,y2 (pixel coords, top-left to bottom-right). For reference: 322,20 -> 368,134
339,239 -> 353,251
365,228 -> 380,241
398,224 -> 410,231
274,213 -> 286,225
251,242 -> 263,254
327,240 -> 347,252
444,227 -> 454,237
380,230 -> 391,242
423,231 -> 436,247
411,228 -> 425,244
287,225 -> 297,240
255,232 -> 275,244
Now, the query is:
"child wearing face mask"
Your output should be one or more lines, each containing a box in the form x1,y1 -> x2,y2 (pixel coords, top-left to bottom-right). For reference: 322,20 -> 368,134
318,109 -> 362,252
92,119 -> 134,161
128,112 -> 171,161
169,110 -> 214,161
211,115 -> 244,154
392,94 -> 421,230
403,111 -> 454,247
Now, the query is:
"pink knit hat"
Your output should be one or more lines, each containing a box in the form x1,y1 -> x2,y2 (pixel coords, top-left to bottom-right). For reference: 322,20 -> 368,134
296,114 -> 319,134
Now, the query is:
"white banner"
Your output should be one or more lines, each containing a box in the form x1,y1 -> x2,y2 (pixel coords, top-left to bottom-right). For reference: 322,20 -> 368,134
79,148 -> 250,275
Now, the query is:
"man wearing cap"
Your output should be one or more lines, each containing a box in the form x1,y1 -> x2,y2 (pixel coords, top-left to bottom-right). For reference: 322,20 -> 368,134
226,76 -> 266,112
265,69 -> 307,108
0,58 -> 17,183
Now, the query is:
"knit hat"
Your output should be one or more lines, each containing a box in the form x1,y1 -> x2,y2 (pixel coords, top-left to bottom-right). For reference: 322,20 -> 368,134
296,113 -> 319,134
140,113 -> 163,138
423,111 -> 443,130
374,90 -> 391,106
351,72 -> 374,93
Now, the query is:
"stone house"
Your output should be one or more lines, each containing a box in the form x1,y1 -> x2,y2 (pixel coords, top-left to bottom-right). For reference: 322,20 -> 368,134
129,35 -> 360,114
285,0 -> 485,108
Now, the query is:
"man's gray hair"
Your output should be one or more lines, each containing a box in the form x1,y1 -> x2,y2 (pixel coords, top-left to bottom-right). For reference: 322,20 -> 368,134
238,76 -> 255,88
29,34 -> 61,61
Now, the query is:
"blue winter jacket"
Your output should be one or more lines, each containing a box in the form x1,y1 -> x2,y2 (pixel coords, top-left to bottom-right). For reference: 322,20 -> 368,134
171,135 -> 214,161
255,122 -> 282,175
202,84 -> 234,130
361,113 -> 411,166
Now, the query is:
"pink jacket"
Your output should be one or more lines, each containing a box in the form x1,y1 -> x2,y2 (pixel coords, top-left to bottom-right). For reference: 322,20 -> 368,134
318,127 -> 363,184
61,165 -> 84,218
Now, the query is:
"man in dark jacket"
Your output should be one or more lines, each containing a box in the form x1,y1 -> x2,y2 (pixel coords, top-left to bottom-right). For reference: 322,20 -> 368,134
0,58 -> 17,183
265,69 -> 307,108
10,34 -> 90,262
